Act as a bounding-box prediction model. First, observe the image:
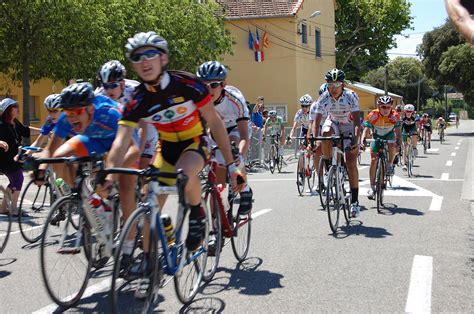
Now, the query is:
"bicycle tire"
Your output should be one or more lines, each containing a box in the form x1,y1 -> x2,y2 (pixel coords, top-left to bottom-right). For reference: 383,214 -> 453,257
357,150 -> 362,165
326,167 -> 340,234
407,146 -> 414,177
202,189 -> 222,282
0,186 -> 13,254
318,157 -> 327,210
296,155 -> 305,196
40,195 -> 92,309
423,139 -> 427,154
307,155 -> 316,193
277,153 -> 283,173
229,192 -> 251,262
174,197 -> 209,304
376,158 -> 385,213
269,146 -> 275,174
18,179 -> 53,243
341,168 -> 351,224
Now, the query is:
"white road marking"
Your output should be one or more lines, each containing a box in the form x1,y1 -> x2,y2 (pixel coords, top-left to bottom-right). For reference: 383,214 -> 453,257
250,178 -> 294,182
429,195 -> 443,212
427,148 -> 439,152
446,160 -> 453,166
455,147 -> 459,150
252,208 -> 273,219
440,173 -> 449,180
405,255 -> 433,313
451,152 -> 456,157
0,225 -> 43,239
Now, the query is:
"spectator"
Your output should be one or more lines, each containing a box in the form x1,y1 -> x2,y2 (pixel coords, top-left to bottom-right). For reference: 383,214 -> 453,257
445,0 -> 474,44
0,98 -> 40,215
252,96 -> 265,128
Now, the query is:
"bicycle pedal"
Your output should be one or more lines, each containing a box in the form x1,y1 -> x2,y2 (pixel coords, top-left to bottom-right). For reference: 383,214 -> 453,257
57,247 -> 81,255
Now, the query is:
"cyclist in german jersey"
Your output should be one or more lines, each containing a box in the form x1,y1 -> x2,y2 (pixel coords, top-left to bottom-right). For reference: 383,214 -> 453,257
102,32 -> 243,256
361,96 -> 401,199
31,94 -> 63,148
196,61 -> 253,216
312,68 -> 361,217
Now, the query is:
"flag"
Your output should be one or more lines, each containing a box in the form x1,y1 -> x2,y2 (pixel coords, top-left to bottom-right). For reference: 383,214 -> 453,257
254,28 -> 260,51
247,29 -> 254,50
255,51 -> 264,62
263,31 -> 269,49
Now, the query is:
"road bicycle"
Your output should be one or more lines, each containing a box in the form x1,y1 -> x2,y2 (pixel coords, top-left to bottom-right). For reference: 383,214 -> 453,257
201,157 -> 251,282
0,181 -> 13,254
314,135 -> 352,234
108,166 -> 209,312
267,134 -> 283,173
438,126 -> 445,144
291,137 -> 316,196
403,136 -> 416,178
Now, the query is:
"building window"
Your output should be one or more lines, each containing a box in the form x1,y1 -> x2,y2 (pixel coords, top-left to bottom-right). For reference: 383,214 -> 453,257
315,28 -> 321,57
266,104 -> 288,123
301,23 -> 308,44
29,96 -> 40,121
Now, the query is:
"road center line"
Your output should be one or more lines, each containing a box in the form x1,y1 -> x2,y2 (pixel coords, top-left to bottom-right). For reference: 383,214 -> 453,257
440,173 -> 449,180
405,255 -> 433,313
429,195 -> 443,211
455,147 -> 459,150
446,160 -> 453,166
451,152 -> 456,157
252,208 -> 273,219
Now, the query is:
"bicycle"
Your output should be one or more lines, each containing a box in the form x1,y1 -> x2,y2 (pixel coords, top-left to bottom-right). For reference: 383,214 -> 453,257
201,156 -> 251,282
317,156 -> 327,210
366,139 -> 395,213
438,126 -> 445,144
404,136 -> 416,178
108,166 -> 210,312
314,135 -> 352,234
39,155 -> 121,309
267,134 -> 283,173
292,137 -> 316,196
0,182 -> 13,254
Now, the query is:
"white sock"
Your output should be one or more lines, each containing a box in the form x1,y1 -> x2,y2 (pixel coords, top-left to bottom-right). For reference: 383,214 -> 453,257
122,239 -> 134,255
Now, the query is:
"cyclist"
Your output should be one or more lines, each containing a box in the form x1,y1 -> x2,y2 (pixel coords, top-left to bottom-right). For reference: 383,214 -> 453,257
102,32 -> 243,258
196,60 -> 253,216
263,110 -> 285,161
436,116 -> 446,136
401,104 -> 420,170
312,68 -> 361,217
31,94 -> 62,148
421,113 -> 432,149
361,96 -> 401,200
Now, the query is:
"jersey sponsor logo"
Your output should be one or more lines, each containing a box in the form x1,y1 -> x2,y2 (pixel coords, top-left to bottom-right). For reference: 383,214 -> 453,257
182,116 -> 195,126
148,103 -> 161,113
172,96 -> 185,104
176,106 -> 187,114
152,114 -> 162,122
164,109 -> 175,119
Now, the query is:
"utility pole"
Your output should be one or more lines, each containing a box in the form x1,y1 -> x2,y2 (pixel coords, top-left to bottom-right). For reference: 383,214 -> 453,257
444,85 -> 448,119
416,78 -> 421,112
384,66 -> 388,95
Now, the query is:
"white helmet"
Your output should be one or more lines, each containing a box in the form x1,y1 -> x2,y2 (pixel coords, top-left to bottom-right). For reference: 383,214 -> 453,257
269,110 -> 277,117
299,94 -> 313,106
404,104 -> 415,111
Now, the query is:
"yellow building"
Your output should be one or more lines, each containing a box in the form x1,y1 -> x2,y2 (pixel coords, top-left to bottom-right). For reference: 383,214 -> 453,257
0,76 -> 65,128
218,0 -> 336,124
347,82 -> 404,118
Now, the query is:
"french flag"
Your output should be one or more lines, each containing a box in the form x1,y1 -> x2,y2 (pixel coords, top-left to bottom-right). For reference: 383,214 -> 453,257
255,51 -> 264,62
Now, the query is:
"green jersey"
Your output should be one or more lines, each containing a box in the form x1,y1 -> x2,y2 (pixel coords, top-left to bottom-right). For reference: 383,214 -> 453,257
265,116 -> 283,135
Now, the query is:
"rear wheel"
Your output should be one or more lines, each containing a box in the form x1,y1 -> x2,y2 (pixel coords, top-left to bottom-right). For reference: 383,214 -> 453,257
202,189 -> 222,282
318,157 -> 327,210
269,146 -> 276,174
276,147 -> 283,173
307,154 -> 316,193
0,186 -> 13,254
296,155 -> 305,196
326,167 -> 340,234
407,146 -> 414,177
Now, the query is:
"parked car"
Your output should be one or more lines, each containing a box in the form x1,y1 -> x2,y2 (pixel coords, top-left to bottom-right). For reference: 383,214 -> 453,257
449,113 -> 457,122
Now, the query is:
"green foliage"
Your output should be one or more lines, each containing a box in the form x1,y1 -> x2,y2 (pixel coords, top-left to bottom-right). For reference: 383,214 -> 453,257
335,0 -> 412,80
361,57 -> 435,109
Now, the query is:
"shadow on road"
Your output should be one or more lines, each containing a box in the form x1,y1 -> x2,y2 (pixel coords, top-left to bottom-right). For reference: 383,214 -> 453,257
0,270 -> 11,279
337,222 -> 393,239
378,203 -> 424,216
448,132 -> 473,137
0,257 -> 16,267
180,297 -> 225,313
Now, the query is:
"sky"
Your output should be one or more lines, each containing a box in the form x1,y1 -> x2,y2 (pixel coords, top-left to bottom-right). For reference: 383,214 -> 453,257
387,0 -> 449,59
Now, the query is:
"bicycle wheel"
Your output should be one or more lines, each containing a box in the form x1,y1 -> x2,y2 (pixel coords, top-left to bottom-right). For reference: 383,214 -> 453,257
277,152 -> 283,173
423,139 -> 427,154
318,157 -> 327,210
230,192 -> 251,262
407,146 -> 414,177
269,146 -> 275,174
341,168 -> 351,224
202,189 -> 222,282
296,155 -> 305,196
40,196 -> 92,308
375,158 -> 385,213
307,155 -> 316,193
110,206 -> 158,313
357,150 -> 362,165
0,186 -> 13,254
18,179 -> 53,243
326,167 -> 340,234
174,199 -> 209,304
440,130 -> 444,144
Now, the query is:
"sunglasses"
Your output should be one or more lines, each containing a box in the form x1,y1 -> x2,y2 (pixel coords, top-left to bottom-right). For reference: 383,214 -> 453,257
103,81 -> 120,90
301,105 -> 310,108
47,109 -> 62,114
328,82 -> 343,88
206,82 -> 222,89
129,49 -> 161,63
379,105 -> 391,110
64,107 -> 87,117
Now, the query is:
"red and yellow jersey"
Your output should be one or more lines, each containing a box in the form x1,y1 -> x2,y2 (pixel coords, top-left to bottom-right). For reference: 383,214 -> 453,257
120,70 -> 211,142
363,109 -> 401,136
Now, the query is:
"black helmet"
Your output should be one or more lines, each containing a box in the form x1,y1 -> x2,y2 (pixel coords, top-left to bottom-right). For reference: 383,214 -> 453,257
98,60 -> 126,84
196,61 -> 228,81
325,68 -> 345,82
43,94 -> 62,110
125,31 -> 169,61
60,82 -> 95,109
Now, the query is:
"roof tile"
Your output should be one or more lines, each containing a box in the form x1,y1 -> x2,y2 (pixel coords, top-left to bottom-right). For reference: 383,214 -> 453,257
216,0 -> 304,19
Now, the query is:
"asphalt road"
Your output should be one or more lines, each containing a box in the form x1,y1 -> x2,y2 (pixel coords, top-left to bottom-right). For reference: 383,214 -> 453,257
0,121 -> 472,313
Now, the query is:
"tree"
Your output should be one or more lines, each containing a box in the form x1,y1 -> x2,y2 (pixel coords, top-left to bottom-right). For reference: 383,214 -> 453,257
335,0 -> 412,81
438,43 -> 474,106
361,57 -> 435,109
0,0 -> 232,125
417,21 -> 464,84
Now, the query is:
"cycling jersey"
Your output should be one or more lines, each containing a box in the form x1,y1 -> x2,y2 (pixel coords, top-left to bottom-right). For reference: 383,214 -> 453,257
265,116 -> 283,135
315,89 -> 359,125
364,109 -> 401,136
214,85 -> 250,133
94,79 -> 139,107
40,116 -> 56,136
401,116 -> 419,134
294,109 -> 311,129
120,71 -> 211,142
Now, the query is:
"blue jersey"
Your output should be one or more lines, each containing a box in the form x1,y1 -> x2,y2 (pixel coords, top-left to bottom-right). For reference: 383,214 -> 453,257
53,95 -> 121,140
40,116 -> 56,136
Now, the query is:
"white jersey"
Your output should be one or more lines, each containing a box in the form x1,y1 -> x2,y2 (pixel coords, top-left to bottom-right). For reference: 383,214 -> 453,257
309,100 -> 327,123
94,79 -> 139,109
294,109 -> 311,129
315,89 -> 359,125
214,85 -> 250,131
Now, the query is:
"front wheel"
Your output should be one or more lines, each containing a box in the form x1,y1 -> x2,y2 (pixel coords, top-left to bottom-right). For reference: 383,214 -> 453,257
407,146 -> 414,177
229,193 -> 251,262
318,157 -> 327,210
0,186 -> 13,254
202,189 -> 222,282
326,167 -> 340,234
269,146 -> 276,174
375,158 -> 385,213
307,154 -> 316,193
276,149 -> 283,173
296,155 -> 305,196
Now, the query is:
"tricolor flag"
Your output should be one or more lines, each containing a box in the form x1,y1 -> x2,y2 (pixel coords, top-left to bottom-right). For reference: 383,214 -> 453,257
263,31 -> 269,49
254,28 -> 260,51
248,29 -> 254,50
255,51 -> 264,62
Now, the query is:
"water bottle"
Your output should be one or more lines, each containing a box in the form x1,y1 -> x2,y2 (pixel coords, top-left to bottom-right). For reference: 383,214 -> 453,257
86,193 -> 111,238
55,178 -> 65,195
161,214 -> 175,246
